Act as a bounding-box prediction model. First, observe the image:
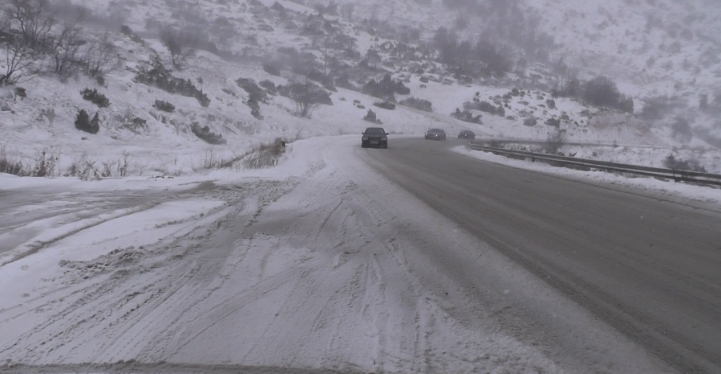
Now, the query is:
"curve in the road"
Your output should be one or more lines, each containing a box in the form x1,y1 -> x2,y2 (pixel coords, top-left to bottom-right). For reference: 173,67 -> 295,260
362,137 -> 721,374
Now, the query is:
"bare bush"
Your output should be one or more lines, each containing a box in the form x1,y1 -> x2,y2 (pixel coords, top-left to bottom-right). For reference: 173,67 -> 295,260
1,34 -> 39,84
400,97 -> 433,112
583,76 -> 634,113
464,100 -> 504,116
66,154 -> 102,180
0,146 -> 59,176
452,108 -> 481,124
32,149 -> 57,176
80,88 -> 110,107
47,8 -> 86,78
134,58 -> 210,107
118,151 -> 129,177
0,144 -> 24,175
160,25 -> 199,69
242,138 -> 286,169
5,0 -> 54,51
362,74 -> 409,101
194,150 -> 223,170
83,32 -> 120,81
191,123 -> 226,145
100,161 -> 114,178
281,80 -> 330,118
363,109 -> 382,124
153,100 -> 175,113
119,111 -> 148,134
14,86 -> 26,98
61,151 -> 129,178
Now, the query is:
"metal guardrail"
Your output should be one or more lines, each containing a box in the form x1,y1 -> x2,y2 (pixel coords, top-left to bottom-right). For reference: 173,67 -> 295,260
467,142 -> 721,187
475,138 -> 710,151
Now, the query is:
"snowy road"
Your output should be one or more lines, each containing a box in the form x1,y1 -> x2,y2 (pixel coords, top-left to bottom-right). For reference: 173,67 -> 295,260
0,135 -> 712,373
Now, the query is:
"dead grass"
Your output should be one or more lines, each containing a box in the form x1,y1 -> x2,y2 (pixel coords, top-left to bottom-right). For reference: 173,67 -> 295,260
0,145 -> 132,180
0,146 -> 59,177
241,138 -> 287,169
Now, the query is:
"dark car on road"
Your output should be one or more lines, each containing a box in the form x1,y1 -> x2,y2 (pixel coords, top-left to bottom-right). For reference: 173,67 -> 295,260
362,127 -> 388,148
458,130 -> 476,140
425,128 -> 446,140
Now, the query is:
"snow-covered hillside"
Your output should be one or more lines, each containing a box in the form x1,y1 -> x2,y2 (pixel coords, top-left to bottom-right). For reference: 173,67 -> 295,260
1,0 -> 720,178
339,0 -> 721,142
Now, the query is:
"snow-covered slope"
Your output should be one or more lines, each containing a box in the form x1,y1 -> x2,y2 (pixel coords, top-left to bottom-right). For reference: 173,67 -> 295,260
2,0 -> 721,178
340,0 -> 721,139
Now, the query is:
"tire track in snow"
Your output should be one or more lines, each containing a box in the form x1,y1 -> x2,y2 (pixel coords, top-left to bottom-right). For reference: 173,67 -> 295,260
1,138 -> 583,373
0,180 -> 299,367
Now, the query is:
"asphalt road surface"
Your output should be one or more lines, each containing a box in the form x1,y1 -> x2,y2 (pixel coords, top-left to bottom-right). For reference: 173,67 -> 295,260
362,138 -> 721,374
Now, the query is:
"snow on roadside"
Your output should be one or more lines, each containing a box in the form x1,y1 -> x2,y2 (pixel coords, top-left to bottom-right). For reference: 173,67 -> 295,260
453,145 -> 721,210
0,199 -> 228,300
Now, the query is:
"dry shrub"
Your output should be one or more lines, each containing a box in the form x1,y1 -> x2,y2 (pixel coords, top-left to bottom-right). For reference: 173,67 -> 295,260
242,138 -> 287,169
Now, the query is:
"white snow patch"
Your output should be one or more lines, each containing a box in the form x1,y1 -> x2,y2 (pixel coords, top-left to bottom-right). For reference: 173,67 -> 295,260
453,145 -> 721,209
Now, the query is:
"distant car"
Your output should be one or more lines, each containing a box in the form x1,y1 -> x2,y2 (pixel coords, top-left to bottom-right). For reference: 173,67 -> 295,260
425,128 -> 446,140
458,130 -> 476,140
362,127 -> 388,148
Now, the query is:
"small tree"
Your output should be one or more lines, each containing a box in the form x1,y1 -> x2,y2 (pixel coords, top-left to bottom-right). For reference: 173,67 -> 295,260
154,100 -> 175,113
5,0 -> 54,51
75,109 -> 98,134
583,76 -> 633,113
363,109 -> 381,124
84,33 -> 121,81
1,35 -> 39,85
160,26 -> 198,69
48,8 -> 86,78
14,86 -> 26,98
400,97 -> 433,112
288,81 -> 323,118
80,88 -> 110,107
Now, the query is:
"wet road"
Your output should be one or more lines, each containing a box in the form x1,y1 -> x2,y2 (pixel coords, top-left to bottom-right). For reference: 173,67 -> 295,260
363,138 -> 721,374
